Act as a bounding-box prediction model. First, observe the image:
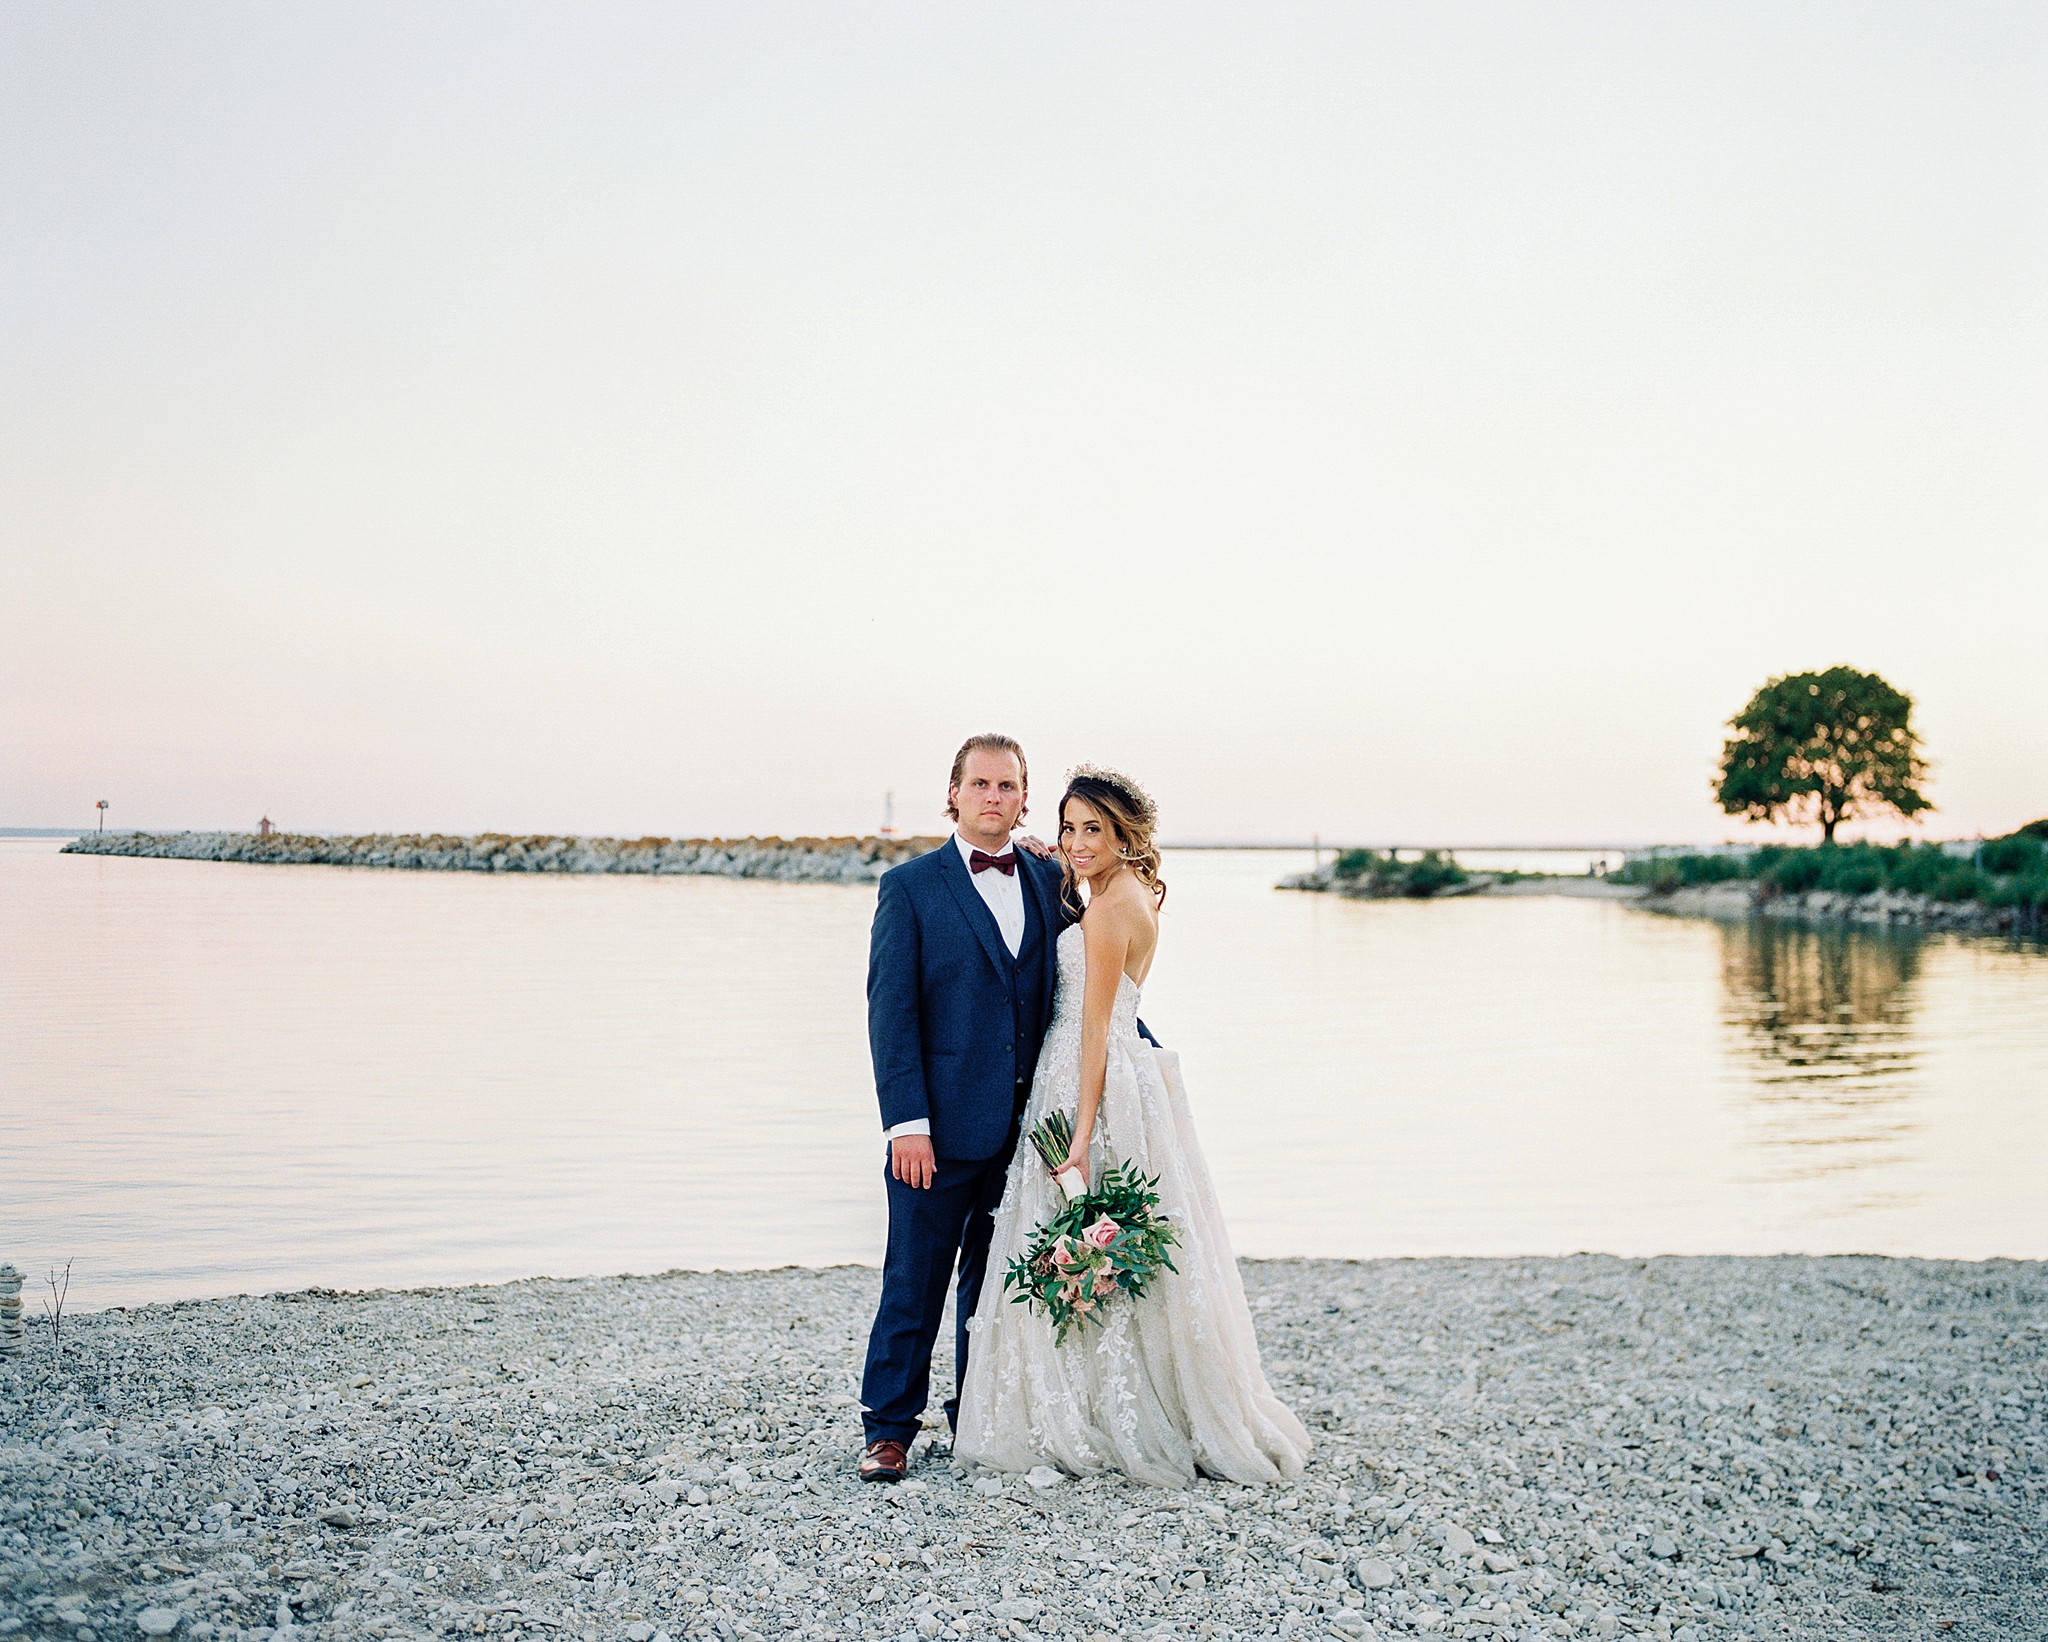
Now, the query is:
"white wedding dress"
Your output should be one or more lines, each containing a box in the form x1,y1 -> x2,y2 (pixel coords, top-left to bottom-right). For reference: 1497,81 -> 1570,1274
955,923 -> 1312,1486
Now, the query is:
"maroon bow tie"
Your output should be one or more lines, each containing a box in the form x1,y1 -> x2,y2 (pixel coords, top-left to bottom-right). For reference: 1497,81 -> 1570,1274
970,849 -> 1017,876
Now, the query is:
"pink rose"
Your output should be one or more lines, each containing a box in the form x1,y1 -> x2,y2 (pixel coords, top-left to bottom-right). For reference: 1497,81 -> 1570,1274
1082,1215 -> 1120,1251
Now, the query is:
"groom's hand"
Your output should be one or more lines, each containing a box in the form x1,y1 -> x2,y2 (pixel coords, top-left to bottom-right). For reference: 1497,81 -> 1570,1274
891,1133 -> 937,1190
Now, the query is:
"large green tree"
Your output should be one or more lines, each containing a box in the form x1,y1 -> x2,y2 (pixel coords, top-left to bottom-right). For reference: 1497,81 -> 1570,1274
1715,666 -> 1931,842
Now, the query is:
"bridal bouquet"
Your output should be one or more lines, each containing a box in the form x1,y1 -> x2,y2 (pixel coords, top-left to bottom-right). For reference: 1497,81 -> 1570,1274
1002,1112 -> 1179,1345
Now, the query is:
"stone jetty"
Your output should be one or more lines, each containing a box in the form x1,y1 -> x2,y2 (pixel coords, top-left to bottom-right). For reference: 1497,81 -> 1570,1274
59,832 -> 944,885
1,1257 -> 2041,1641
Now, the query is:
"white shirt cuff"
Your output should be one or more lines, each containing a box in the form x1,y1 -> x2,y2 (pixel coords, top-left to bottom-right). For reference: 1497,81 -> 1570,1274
883,1119 -> 931,1141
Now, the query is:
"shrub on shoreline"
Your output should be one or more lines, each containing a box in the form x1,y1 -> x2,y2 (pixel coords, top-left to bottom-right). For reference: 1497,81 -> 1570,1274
1332,848 -> 1468,898
1620,833 -> 2048,913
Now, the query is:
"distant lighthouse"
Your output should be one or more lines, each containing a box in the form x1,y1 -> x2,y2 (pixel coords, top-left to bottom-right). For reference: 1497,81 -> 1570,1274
878,791 -> 899,838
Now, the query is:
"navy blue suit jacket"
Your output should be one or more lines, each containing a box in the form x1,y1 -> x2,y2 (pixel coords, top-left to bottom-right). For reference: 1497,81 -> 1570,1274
867,842 -> 1066,1163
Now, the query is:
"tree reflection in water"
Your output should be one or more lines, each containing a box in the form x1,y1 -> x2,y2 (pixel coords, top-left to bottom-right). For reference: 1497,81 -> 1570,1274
1719,919 -> 1925,1212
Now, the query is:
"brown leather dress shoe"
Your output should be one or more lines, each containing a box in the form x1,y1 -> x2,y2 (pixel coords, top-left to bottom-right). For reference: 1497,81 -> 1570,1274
859,1439 -> 909,1483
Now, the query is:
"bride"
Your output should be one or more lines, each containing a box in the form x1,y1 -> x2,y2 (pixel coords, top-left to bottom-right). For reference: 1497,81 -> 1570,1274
955,766 -> 1311,1486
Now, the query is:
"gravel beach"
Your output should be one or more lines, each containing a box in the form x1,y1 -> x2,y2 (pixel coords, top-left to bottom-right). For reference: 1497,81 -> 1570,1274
2,1258 -> 2041,1642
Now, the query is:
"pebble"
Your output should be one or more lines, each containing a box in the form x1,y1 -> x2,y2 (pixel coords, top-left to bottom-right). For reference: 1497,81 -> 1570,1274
0,1256 -> 2040,1642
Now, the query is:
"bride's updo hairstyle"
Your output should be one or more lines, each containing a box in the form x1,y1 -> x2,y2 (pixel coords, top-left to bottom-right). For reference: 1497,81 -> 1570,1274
1059,764 -> 1167,915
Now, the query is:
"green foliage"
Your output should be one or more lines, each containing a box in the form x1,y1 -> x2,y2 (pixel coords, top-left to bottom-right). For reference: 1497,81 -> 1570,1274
1003,1163 -> 1180,1346
1330,848 -> 1468,898
1715,666 -> 1931,842
1980,833 -> 2046,876
1617,853 -> 1746,892
1876,845 -> 1975,901
1755,847 -> 1824,895
1402,851 -> 1466,897
1631,836 -> 2047,913
1982,868 -> 2048,913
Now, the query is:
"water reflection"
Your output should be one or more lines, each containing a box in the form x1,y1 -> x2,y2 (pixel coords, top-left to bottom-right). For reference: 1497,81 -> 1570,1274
1719,919 -> 1925,1208
7,840 -> 2044,1304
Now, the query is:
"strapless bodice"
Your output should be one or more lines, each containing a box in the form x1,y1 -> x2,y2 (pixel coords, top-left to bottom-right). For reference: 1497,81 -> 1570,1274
1049,921 -> 1143,1030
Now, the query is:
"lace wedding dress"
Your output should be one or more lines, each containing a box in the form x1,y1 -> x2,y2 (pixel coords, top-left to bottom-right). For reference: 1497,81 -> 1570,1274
955,924 -> 1312,1485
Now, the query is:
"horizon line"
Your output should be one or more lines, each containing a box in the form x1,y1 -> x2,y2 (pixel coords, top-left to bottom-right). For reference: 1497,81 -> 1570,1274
12,825 -> 1983,853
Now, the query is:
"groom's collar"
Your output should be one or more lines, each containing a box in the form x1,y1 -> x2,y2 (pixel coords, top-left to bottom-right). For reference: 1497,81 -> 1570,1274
951,830 -> 1017,870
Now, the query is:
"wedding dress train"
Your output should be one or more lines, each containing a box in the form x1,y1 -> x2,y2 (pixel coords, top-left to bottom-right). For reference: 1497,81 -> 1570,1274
955,924 -> 1312,1486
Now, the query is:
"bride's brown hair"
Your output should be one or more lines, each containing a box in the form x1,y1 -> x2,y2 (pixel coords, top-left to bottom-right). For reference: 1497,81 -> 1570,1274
1058,764 -> 1167,918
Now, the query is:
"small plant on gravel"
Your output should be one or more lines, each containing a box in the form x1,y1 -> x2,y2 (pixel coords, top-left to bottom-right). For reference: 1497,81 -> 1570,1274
43,1258 -> 71,1366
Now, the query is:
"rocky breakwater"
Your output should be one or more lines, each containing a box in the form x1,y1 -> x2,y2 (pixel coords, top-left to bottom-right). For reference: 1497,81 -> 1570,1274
2,1257 -> 2042,1642
59,832 -> 944,885
1639,881 -> 2027,938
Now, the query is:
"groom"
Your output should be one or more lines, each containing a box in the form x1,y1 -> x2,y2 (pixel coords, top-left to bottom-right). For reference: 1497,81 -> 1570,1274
857,732 -> 1064,1482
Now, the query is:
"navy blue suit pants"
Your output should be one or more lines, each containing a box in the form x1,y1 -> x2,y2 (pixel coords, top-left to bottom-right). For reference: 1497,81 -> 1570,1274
861,1144 -> 1012,1447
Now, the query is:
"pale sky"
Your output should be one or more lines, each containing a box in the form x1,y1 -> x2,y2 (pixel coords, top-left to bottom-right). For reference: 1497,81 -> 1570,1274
5,4 -> 2043,845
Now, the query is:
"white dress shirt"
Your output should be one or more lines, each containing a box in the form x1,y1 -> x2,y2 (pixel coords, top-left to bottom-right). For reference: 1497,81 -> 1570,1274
953,828 -> 1026,958
884,830 -> 1024,1150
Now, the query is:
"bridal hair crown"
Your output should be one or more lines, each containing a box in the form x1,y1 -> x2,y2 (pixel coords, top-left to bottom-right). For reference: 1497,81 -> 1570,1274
1064,763 -> 1158,828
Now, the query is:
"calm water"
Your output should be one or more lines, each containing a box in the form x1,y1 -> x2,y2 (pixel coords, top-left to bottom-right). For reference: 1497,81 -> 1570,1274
3,839 -> 2044,1309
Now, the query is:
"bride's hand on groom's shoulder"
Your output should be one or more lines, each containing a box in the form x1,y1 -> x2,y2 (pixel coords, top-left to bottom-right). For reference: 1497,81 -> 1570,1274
1014,834 -> 1057,861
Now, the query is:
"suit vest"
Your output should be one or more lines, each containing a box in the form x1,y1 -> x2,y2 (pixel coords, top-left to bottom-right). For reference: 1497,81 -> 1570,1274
1009,871 -> 1055,1097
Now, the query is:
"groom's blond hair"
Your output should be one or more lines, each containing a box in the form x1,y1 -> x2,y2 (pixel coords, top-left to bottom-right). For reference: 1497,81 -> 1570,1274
945,733 -> 1029,821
